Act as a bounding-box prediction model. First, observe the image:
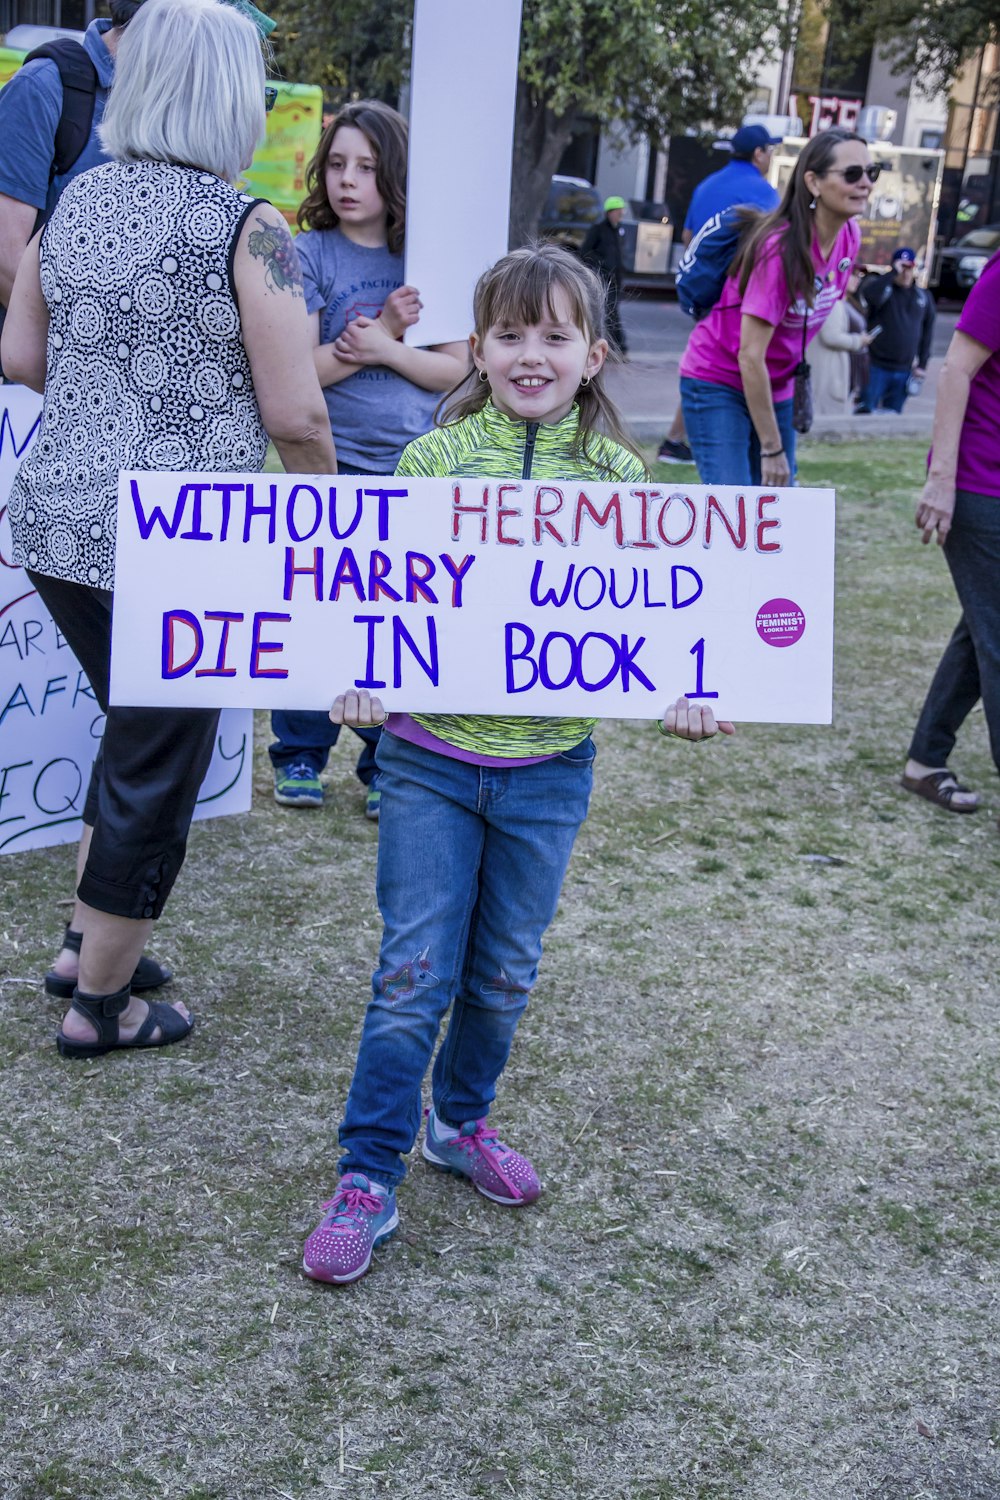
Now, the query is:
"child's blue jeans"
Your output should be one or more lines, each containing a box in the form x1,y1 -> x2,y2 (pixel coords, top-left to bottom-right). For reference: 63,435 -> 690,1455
338,729 -> 595,1189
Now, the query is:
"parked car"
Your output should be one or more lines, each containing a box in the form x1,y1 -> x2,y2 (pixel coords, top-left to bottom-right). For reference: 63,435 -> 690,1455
539,175 -> 604,252
934,224 -> 1000,300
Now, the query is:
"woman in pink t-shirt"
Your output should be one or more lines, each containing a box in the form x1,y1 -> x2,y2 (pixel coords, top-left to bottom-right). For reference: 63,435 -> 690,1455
680,127 -> 871,486
902,250 -> 1000,813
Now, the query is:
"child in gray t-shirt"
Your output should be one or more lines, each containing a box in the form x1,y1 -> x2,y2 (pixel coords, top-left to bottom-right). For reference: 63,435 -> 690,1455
269,100 -> 469,814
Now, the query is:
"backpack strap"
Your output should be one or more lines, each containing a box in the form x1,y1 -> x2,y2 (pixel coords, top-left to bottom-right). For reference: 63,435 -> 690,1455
22,39 -> 99,181
675,205 -> 742,320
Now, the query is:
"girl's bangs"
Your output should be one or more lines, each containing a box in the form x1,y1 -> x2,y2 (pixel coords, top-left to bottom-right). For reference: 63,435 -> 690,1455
481,255 -> 590,334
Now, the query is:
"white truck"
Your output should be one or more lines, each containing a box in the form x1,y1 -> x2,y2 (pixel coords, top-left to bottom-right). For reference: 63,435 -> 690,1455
772,140 -> 945,279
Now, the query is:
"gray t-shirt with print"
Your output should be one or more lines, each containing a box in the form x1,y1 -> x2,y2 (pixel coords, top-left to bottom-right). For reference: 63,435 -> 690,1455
296,228 -> 439,473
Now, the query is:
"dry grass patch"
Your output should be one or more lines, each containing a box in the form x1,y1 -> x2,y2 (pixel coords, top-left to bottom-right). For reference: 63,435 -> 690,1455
1,440 -> 999,1499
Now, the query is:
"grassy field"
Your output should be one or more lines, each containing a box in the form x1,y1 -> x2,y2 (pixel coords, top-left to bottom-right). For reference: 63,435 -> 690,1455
2,440 -> 999,1500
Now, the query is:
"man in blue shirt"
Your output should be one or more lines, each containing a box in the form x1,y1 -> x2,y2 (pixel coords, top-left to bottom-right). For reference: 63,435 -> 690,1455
0,0 -> 274,317
659,122 -> 782,464
0,8 -> 129,316
682,122 -> 782,243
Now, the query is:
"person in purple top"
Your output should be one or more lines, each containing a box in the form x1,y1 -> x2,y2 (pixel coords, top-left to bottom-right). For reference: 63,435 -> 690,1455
902,251 -> 1000,813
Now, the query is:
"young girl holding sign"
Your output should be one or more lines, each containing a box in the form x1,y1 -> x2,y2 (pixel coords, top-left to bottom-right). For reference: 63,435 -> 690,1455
303,244 -> 734,1285
269,100 -> 468,814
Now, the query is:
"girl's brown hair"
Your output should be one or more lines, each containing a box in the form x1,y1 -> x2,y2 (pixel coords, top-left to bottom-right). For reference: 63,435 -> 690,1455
439,243 -> 647,476
297,99 -> 408,255
731,126 -> 868,307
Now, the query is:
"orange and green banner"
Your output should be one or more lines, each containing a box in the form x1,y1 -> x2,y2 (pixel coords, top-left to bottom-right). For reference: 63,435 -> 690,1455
242,81 -> 323,228
0,45 -> 27,87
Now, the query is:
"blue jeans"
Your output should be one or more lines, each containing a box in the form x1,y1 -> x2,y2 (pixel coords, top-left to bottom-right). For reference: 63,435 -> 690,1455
338,730 -> 595,1188
680,377 -> 796,486
268,710 -> 380,786
859,362 -> 908,413
908,488 -> 1000,777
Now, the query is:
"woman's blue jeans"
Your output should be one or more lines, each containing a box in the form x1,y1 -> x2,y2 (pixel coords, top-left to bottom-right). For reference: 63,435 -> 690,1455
680,376 -> 796,486
338,730 -> 595,1188
908,488 -> 1000,776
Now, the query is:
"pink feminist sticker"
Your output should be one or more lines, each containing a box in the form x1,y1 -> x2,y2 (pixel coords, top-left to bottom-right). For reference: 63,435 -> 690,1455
756,598 -> 806,647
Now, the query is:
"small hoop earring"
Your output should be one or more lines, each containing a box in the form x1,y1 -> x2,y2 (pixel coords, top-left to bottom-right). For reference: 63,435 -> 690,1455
477,369 -> 489,383
580,373 -> 591,386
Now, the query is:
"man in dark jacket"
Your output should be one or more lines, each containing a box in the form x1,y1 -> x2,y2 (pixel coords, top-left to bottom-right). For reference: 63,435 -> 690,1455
857,247 -> 935,412
582,194 -> 627,355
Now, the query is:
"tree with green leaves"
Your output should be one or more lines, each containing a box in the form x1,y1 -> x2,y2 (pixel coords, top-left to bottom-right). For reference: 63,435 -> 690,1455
267,0 -> 791,242
825,0 -> 998,97
511,0 -> 790,242
267,0 -> 408,105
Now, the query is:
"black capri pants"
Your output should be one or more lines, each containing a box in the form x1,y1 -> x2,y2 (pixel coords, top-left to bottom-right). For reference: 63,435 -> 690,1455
28,571 -> 220,921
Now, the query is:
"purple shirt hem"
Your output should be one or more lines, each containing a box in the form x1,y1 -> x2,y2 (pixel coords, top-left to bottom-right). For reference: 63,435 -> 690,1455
385,715 -> 556,767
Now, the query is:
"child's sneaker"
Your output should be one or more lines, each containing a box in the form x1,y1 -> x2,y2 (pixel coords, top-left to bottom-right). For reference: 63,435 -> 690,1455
364,784 -> 381,821
302,1173 -> 398,1284
274,762 -> 323,807
656,436 -> 694,465
422,1110 -> 541,1205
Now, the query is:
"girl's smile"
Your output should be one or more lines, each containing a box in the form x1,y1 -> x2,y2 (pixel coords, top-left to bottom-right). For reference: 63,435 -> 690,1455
472,288 -> 607,424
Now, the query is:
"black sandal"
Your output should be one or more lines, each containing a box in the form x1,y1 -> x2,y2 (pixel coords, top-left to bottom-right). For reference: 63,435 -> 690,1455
45,926 -> 173,999
56,982 -> 194,1059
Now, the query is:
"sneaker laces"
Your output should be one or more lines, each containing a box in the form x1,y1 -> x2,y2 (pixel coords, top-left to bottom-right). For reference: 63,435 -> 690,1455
451,1120 -> 501,1155
320,1181 -> 384,1231
287,762 -> 317,780
453,1121 -> 524,1193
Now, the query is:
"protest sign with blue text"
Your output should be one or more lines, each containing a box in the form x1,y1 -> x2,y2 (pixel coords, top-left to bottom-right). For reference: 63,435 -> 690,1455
111,471 -> 835,724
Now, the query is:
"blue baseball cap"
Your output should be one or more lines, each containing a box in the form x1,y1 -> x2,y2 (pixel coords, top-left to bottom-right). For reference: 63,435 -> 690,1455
731,124 -> 782,157
892,246 -> 917,265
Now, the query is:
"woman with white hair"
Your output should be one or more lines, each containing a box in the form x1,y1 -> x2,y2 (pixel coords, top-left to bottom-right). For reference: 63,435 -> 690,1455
2,0 -> 335,1057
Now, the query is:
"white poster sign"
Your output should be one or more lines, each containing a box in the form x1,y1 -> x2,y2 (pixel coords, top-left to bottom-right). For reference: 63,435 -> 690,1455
0,387 -> 253,856
111,470 -> 835,724
404,0 -> 523,347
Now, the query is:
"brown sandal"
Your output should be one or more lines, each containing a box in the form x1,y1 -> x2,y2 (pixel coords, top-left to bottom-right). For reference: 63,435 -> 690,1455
900,770 -> 980,813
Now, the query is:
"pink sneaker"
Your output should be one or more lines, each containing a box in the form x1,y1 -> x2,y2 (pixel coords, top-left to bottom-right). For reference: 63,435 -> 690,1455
302,1174 -> 398,1285
422,1110 -> 541,1205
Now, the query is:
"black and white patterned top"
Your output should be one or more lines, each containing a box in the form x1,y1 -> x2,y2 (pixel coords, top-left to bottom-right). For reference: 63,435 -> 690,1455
8,160 -> 269,590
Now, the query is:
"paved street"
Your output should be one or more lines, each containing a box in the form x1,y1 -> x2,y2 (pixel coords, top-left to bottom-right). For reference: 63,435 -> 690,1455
607,292 -> 961,443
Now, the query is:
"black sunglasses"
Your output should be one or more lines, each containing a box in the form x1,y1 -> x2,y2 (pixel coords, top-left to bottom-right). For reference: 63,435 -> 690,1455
264,85 -> 278,113
827,163 -> 881,184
